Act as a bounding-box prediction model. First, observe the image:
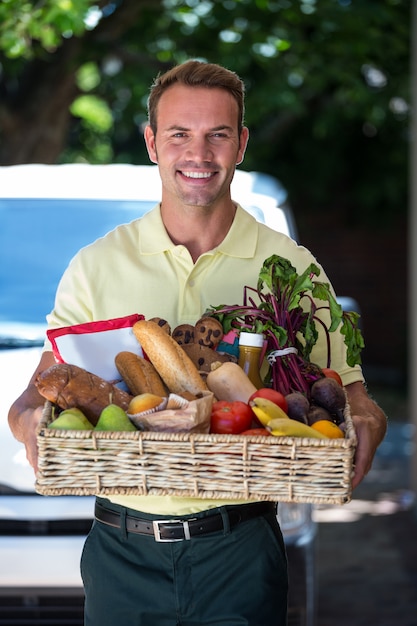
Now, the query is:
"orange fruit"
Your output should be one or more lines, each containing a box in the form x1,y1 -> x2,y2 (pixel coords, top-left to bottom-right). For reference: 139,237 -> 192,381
310,420 -> 345,439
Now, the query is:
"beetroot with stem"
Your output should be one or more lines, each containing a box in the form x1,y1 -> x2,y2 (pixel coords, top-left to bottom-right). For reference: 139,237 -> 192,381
205,255 -> 364,398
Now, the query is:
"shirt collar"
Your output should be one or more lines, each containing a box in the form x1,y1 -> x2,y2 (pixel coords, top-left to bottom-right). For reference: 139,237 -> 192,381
139,203 -> 259,259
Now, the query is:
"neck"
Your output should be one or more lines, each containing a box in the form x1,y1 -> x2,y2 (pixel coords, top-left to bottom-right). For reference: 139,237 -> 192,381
161,201 -> 237,262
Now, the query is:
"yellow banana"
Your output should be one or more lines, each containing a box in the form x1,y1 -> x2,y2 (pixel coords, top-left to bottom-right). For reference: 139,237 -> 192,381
268,417 -> 329,439
250,396 -> 289,426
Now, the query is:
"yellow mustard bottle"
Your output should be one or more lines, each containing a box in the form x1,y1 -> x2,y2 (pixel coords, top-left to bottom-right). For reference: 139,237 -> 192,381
238,332 -> 265,389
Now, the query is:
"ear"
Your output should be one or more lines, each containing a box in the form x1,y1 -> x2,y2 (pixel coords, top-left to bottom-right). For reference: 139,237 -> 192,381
144,124 -> 158,164
236,126 -> 249,166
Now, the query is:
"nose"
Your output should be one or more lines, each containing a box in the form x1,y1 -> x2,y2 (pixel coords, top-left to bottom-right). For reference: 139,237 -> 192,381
185,136 -> 213,163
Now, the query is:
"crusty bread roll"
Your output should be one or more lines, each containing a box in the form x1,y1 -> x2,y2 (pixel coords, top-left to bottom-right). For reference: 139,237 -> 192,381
35,363 -> 133,426
115,351 -> 167,397
133,320 -> 207,396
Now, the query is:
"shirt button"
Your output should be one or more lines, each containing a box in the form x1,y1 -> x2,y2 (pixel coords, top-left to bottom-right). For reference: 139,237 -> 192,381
189,279 -> 195,287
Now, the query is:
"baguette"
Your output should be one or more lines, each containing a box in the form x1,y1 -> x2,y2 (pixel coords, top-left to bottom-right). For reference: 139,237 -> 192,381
133,320 -> 207,396
115,351 -> 167,396
35,363 -> 133,426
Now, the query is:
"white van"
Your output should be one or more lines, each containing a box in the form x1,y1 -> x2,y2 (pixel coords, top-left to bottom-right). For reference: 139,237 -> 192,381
0,163 -> 322,625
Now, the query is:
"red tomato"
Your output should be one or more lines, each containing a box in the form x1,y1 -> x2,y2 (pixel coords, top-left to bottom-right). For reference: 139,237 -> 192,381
240,428 -> 271,436
321,368 -> 343,386
248,388 -> 288,413
210,400 -> 253,434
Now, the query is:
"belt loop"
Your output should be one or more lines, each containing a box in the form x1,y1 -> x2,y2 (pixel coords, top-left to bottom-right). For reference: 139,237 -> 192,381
220,507 -> 231,535
120,507 -> 128,541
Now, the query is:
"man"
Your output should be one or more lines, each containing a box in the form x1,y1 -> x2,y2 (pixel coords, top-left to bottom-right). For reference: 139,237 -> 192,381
8,60 -> 387,626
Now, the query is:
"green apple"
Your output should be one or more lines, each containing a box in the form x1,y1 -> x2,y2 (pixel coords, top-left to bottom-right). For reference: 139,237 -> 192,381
94,404 -> 137,432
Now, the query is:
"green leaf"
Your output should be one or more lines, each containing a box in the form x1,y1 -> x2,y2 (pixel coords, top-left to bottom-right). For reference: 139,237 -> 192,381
287,262 -> 319,310
300,309 -> 319,360
258,255 -> 297,295
268,324 -> 288,347
340,311 -> 365,366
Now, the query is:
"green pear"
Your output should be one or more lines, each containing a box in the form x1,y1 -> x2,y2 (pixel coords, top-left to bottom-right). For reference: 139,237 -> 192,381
58,408 -> 94,429
94,404 -> 137,432
49,410 -> 93,431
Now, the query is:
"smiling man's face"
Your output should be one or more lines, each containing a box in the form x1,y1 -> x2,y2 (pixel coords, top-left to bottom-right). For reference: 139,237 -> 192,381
144,84 -> 249,210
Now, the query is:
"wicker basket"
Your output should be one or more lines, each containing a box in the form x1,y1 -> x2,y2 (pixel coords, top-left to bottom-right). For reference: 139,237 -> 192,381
36,400 -> 357,504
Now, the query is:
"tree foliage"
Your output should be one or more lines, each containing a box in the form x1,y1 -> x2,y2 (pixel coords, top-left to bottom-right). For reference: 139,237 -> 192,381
0,0 -> 410,221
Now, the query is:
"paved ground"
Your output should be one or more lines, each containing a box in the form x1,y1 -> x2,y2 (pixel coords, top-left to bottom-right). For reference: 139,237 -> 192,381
315,410 -> 417,626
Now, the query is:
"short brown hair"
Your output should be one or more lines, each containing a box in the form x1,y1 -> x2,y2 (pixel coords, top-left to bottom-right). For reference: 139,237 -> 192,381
147,60 -> 245,134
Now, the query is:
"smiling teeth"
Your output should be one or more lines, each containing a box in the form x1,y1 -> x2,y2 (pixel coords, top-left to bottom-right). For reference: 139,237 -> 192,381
182,171 -> 213,178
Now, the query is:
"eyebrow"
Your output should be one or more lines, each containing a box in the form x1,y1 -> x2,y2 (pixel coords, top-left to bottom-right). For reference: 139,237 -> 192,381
164,124 -> 235,133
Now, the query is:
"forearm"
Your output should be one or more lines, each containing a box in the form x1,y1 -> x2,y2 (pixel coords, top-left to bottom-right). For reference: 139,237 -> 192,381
8,383 -> 45,443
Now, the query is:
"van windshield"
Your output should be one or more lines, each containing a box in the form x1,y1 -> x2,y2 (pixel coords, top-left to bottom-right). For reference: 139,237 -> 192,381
0,199 -> 155,327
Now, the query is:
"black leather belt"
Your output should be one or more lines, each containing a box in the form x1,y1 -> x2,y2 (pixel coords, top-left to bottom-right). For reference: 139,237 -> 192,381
95,500 -> 276,542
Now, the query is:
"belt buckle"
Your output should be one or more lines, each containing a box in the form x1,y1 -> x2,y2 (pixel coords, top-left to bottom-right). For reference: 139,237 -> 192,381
152,519 -> 191,542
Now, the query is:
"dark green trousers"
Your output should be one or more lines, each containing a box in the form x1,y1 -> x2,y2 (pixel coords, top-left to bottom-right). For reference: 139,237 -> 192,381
81,498 -> 288,626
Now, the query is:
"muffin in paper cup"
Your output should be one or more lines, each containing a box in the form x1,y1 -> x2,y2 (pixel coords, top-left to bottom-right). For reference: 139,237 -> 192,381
127,395 -> 168,423
166,394 -> 190,410
128,391 -> 214,433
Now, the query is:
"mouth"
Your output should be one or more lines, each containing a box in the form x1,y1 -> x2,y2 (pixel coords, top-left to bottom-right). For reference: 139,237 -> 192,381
179,170 -> 217,180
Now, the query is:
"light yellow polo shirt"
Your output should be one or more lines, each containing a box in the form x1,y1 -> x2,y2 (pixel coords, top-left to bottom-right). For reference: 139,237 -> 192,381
45,203 -> 363,515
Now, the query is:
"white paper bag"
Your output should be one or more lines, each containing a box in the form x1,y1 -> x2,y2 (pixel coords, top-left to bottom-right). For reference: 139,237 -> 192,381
47,313 -> 144,382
